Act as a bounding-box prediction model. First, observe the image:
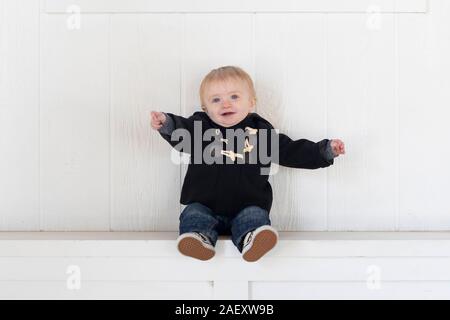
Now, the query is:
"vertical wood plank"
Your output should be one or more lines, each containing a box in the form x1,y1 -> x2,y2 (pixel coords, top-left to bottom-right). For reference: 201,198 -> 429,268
183,13 -> 254,116
1,2 -> 447,233
398,0 -> 450,230
0,0 -> 40,230
110,14 -> 182,230
255,14 -> 328,230
327,14 -> 397,230
40,14 -> 110,230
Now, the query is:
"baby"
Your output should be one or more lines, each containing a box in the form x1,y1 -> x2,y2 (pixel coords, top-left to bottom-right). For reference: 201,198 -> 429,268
150,66 -> 345,262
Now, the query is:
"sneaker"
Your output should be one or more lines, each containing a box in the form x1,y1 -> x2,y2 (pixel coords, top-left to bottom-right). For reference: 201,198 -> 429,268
177,232 -> 215,261
241,225 -> 278,262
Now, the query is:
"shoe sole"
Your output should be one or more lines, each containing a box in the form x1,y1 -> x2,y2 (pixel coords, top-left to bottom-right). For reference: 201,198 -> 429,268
243,229 -> 278,262
177,236 -> 215,261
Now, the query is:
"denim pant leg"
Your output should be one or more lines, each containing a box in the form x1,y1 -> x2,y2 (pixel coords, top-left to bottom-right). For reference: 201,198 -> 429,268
230,205 -> 271,252
179,202 -> 221,246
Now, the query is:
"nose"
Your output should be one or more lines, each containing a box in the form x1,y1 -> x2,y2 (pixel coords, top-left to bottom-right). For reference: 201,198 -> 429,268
223,99 -> 232,108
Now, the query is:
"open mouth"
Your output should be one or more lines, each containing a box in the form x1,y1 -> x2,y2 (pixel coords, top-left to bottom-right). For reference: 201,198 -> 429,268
221,112 -> 236,116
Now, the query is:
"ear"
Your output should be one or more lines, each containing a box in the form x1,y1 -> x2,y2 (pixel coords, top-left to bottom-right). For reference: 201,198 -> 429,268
201,105 -> 207,113
251,97 -> 257,110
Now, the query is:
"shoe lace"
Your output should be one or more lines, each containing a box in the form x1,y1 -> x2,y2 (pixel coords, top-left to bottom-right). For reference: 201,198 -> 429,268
243,231 -> 253,246
195,232 -> 211,245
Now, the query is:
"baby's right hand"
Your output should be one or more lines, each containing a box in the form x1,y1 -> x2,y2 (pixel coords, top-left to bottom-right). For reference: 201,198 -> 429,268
150,111 -> 167,130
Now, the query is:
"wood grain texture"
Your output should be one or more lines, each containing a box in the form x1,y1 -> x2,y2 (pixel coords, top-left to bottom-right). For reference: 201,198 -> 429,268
255,14 -> 328,231
398,0 -> 450,230
2,0 -> 450,232
182,13 -> 254,115
40,14 -> 110,230
0,0 -> 40,230
326,14 -> 397,230
110,15 -> 182,231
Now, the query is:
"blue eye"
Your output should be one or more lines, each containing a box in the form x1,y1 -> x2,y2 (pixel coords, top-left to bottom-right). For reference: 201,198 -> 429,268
212,97 -> 220,103
231,94 -> 239,100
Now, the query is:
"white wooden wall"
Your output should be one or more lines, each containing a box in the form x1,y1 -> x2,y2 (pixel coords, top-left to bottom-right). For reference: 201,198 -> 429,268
1,0 -> 449,232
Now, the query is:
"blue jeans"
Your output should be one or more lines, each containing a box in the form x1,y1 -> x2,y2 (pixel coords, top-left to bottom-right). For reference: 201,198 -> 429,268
179,202 -> 271,252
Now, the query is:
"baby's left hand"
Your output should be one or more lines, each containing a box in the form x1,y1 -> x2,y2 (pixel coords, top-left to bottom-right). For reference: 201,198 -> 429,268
330,139 -> 346,156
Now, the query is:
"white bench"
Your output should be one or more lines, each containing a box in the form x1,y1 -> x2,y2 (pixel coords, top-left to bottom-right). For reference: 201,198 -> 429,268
1,232 -> 450,299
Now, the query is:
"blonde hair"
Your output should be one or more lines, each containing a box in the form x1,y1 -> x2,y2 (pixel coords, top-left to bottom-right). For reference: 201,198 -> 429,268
199,66 -> 257,110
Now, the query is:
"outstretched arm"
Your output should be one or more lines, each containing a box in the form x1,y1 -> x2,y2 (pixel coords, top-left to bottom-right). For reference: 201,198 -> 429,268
150,111 -> 198,153
150,111 -> 194,134
275,133 -> 345,169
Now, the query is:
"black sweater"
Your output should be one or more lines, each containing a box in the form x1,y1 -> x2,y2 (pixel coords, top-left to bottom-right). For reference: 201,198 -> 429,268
158,111 -> 334,217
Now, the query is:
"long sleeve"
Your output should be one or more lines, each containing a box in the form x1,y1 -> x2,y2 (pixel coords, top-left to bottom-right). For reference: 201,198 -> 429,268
157,112 -> 201,154
274,133 -> 334,169
157,112 -> 176,136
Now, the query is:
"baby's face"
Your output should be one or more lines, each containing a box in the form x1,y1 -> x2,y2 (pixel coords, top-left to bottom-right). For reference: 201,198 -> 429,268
202,79 -> 255,127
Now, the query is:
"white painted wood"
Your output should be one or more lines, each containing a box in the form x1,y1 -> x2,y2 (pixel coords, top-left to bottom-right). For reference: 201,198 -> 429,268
250,281 -> 450,299
396,0 -> 429,13
44,0 -> 429,13
4,231 -> 450,240
6,238 -> 449,257
326,14 -> 397,230
213,281 -> 249,300
255,14 -> 328,231
397,0 -> 450,230
1,231 -> 450,299
4,254 -> 450,282
182,13 -> 254,121
110,15 -> 182,231
0,0 -> 40,230
3,232 -> 450,257
1,0 -> 450,234
4,256 -> 450,282
40,14 -> 110,230
2,232 -> 450,254
0,281 -> 213,299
